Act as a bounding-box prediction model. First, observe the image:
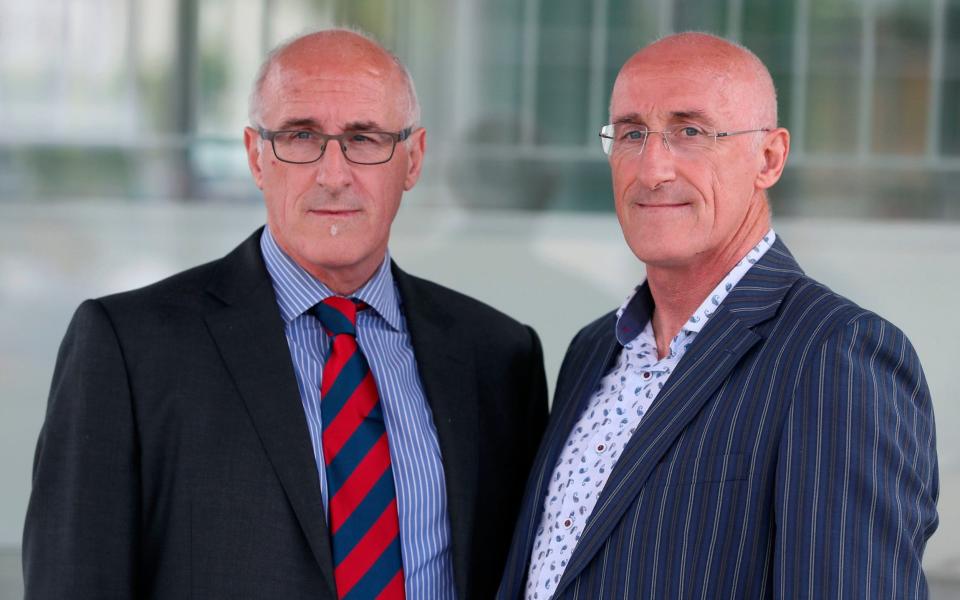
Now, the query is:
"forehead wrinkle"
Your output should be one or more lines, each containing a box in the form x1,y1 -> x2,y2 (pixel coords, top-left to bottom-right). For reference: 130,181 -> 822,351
612,33 -> 777,127
611,71 -> 731,124
260,69 -> 401,131
259,40 -> 408,124
270,67 -> 386,97
611,109 -> 717,127
610,66 -> 732,113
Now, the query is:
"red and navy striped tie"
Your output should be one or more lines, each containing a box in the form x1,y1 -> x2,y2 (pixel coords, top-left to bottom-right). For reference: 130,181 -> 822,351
313,297 -> 406,600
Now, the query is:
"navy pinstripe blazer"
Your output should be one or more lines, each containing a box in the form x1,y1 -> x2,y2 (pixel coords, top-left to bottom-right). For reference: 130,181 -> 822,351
499,238 -> 938,599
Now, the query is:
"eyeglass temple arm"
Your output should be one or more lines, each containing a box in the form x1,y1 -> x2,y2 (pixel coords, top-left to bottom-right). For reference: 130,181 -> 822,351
715,128 -> 771,138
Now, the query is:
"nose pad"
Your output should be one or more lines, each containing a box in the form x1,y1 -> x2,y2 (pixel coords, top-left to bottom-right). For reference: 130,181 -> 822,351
317,137 -> 350,162
314,138 -> 352,188
641,131 -> 671,156
640,131 -> 673,158
657,131 -> 672,153
635,131 -> 676,190
636,131 -> 672,158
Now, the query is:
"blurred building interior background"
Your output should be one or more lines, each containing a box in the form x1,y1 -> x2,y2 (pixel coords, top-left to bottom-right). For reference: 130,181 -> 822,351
1,0 -> 958,596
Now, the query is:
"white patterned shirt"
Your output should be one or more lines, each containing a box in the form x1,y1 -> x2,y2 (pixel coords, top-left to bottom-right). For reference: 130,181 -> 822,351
525,230 -> 776,599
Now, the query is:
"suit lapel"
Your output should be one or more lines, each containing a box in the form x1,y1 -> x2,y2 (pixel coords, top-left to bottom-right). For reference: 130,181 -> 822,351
498,314 -> 620,600
552,237 -> 805,597
552,310 -> 761,596
392,264 -> 479,600
202,231 -> 337,596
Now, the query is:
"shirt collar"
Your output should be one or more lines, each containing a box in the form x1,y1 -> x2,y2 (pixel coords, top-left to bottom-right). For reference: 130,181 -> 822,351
259,226 -> 403,331
615,229 -> 776,345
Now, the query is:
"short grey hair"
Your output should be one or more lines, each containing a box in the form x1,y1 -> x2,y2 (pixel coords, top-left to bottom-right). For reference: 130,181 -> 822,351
248,27 -> 421,129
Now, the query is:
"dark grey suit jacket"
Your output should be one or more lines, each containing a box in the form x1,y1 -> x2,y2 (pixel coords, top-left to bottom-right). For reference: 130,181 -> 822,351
24,229 -> 548,599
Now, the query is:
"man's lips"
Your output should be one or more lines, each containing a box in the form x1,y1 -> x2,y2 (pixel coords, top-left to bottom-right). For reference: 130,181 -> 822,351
307,208 -> 361,216
633,201 -> 689,208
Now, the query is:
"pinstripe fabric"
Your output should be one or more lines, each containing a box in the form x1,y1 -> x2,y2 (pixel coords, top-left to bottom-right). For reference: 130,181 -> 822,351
261,228 -> 455,600
526,231 -> 775,598
498,237 -> 938,599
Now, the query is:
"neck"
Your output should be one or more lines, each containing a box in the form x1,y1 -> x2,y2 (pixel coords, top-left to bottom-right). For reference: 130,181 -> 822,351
272,236 -> 386,296
310,264 -> 381,296
646,201 -> 770,359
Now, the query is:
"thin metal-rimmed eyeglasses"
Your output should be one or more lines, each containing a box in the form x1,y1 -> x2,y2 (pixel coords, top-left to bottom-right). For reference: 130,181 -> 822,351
258,127 -> 413,165
599,123 -> 770,157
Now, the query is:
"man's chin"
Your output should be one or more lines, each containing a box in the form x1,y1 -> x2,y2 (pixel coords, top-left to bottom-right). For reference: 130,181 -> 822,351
628,242 -> 697,269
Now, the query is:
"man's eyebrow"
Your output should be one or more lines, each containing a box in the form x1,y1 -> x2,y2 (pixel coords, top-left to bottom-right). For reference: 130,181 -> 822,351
670,110 -> 716,125
612,113 -> 644,125
272,119 -> 386,131
611,110 -> 718,126
343,120 -> 383,131
277,117 -> 321,129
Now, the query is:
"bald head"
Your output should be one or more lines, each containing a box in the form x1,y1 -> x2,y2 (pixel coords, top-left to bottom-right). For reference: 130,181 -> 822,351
605,31 -> 790,276
613,32 -> 777,130
249,29 -> 420,127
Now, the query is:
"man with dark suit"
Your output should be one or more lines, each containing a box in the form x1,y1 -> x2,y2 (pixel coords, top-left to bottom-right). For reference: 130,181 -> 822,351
24,29 -> 548,599
499,32 -> 938,599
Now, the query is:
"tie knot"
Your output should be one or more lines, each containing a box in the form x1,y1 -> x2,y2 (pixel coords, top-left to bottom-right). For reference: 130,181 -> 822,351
312,296 -> 359,336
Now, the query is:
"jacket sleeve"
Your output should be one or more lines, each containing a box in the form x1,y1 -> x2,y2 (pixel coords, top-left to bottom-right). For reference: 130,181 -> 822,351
773,314 -> 939,599
23,299 -> 140,598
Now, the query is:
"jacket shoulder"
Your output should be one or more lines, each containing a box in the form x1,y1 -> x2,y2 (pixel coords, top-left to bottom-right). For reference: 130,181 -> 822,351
94,257 -> 223,316
780,274 -> 892,334
767,275 -> 923,385
395,269 -> 534,338
94,229 -> 265,318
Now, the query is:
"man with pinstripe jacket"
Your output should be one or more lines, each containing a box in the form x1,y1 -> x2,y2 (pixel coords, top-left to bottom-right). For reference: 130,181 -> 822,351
499,32 -> 938,599
24,30 -> 548,599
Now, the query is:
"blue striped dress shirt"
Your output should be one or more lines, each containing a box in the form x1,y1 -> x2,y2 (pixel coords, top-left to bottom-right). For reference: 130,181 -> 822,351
260,227 -> 456,599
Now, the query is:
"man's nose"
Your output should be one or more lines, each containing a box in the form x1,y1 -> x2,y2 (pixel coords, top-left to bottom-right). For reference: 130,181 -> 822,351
634,132 -> 676,190
314,140 -> 353,189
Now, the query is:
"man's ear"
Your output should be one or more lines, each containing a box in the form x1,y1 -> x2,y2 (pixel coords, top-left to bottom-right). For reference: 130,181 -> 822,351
243,126 -> 265,190
755,127 -> 790,191
402,127 -> 427,191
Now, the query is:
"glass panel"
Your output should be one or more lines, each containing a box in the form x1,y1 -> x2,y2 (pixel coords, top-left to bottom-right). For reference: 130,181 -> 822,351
604,1 -> 659,112
871,0 -> 931,155
943,1 -> 960,155
741,0 -> 796,131
0,1 -> 136,139
673,0 -> 727,32
136,0 -> 178,134
472,0 -> 525,144
400,0 -> 455,138
805,0 -> 860,153
196,0 -> 266,136
535,0 -> 592,146
268,0 -> 334,47
335,0 -> 397,48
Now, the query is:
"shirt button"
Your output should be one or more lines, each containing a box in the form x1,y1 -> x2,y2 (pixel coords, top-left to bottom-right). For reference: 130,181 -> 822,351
641,371 -> 652,380
595,442 -> 607,454
562,518 -> 573,529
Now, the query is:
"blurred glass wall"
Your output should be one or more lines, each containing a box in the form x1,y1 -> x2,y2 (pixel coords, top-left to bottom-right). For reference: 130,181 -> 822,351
2,0 -> 958,216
